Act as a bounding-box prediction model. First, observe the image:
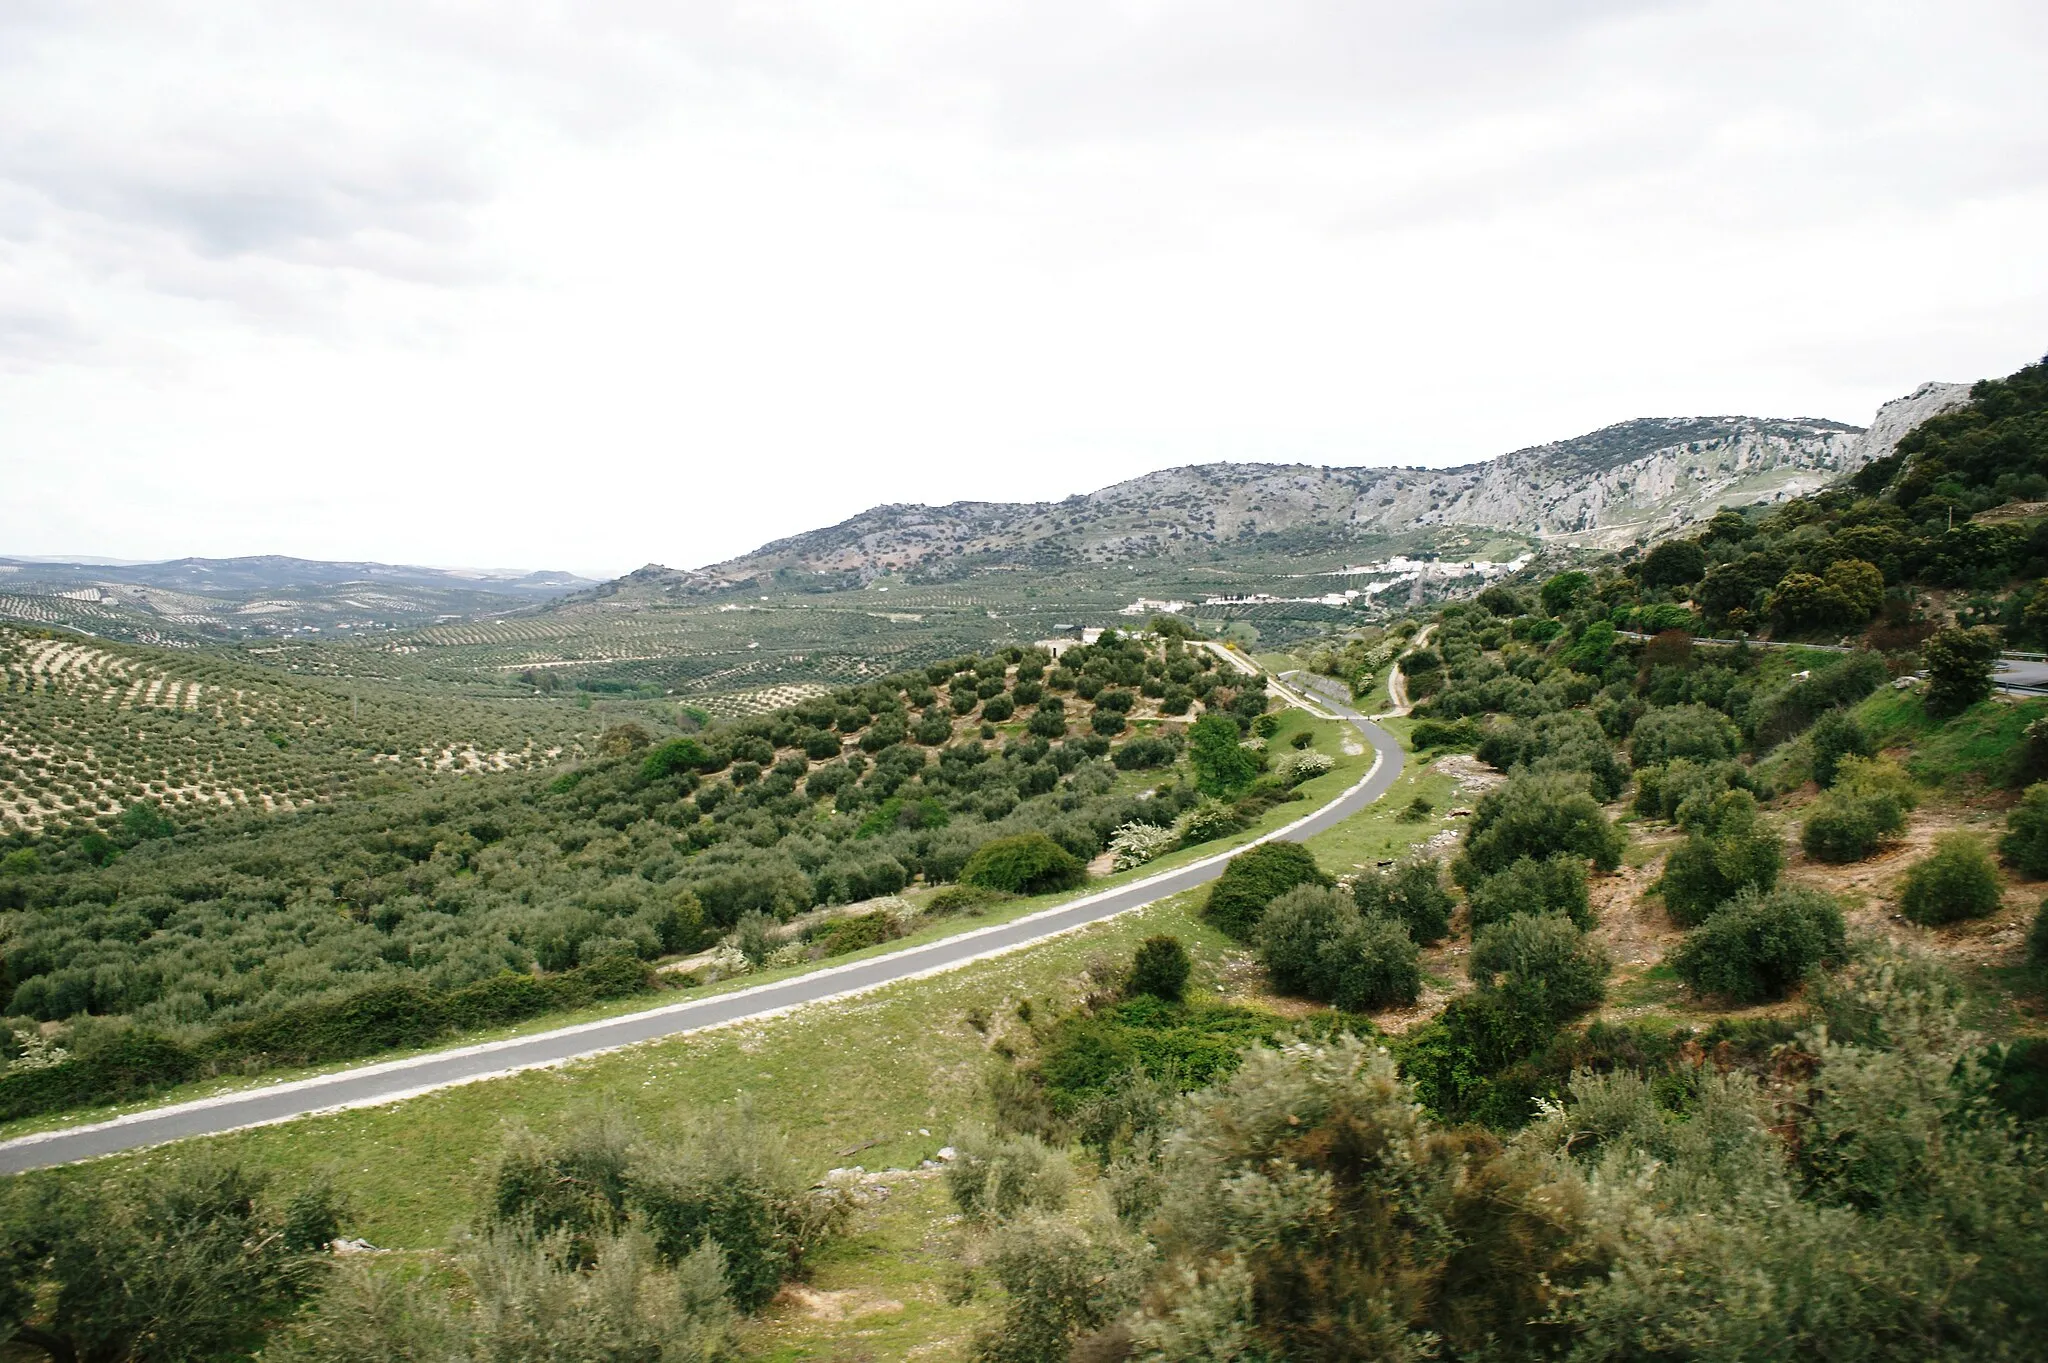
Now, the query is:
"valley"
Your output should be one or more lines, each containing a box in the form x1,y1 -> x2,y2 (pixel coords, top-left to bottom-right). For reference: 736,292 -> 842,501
3,355 -> 2047,1363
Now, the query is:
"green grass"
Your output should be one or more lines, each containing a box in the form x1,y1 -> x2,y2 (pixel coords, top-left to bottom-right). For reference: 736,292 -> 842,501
15,892 -> 1241,1247
1854,688 -> 2048,789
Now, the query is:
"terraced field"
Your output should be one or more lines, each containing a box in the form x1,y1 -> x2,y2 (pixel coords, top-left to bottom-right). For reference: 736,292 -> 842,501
0,627 -> 618,834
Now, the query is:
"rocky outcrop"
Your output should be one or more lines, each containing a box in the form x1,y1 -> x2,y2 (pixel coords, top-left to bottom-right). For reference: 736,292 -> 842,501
674,384 -> 1963,585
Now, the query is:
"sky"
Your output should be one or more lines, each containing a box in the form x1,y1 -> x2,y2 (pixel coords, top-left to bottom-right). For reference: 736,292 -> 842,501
2,2 -> 2045,579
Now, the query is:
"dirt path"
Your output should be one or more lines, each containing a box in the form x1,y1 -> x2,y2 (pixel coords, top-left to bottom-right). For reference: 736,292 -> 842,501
1381,623 -> 1435,718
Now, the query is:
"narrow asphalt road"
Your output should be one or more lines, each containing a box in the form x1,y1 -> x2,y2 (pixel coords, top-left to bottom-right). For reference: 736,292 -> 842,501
1,685 -> 1406,1174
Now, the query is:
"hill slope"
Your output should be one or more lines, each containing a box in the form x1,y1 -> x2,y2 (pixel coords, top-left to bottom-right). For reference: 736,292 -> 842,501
659,384 -> 1966,590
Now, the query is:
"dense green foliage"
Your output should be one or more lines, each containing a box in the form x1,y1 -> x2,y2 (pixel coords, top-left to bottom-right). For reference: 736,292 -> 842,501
1465,853 -> 1592,931
2000,781 -> 2048,876
1200,840 -> 1331,939
1801,755 -> 1915,863
2,1155 -> 343,1363
959,833 -> 1085,895
1670,886 -> 1848,1001
1660,788 -> 1783,925
1125,935 -> 1190,1001
1352,857 -> 1455,944
1255,884 -> 1421,1010
1898,833 -> 2004,926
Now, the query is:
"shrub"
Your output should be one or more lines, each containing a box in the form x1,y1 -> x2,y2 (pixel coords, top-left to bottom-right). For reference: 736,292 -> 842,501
729,910 -> 779,965
1466,854 -> 1593,931
1112,735 -> 1179,770
1353,858 -> 1455,945
926,883 -> 1016,915
1628,703 -> 1739,768
1468,912 -> 1609,1023
1090,709 -> 1127,737
1128,936 -> 1192,1001
1460,773 -> 1625,880
1411,718 -> 1482,750
961,833 -> 1087,895
1171,799 -> 1245,847
1279,749 -> 1334,785
1108,820 -> 1177,871
1660,789 -> 1782,926
1632,757 -> 1751,823
945,1124 -> 1073,1223
1670,886 -> 1847,1001
1256,885 -> 1420,1010
1898,833 -> 2003,926
1204,841 -> 1331,940
2000,782 -> 2048,877
1807,709 -> 1874,787
971,1212 -> 1147,1363
1802,755 -> 1916,864
982,694 -> 1016,723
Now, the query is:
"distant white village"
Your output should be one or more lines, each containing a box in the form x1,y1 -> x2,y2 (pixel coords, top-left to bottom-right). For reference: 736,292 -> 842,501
1118,552 -> 1535,616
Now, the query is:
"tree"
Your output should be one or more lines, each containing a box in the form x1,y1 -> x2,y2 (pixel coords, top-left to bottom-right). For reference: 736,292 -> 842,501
1669,886 -> 1846,1001
1467,912 -> 1609,1023
1898,834 -> 2003,926
1640,539 -> 1707,588
1807,709 -> 1874,787
1353,858 -> 1455,945
1187,714 -> 1259,796
1204,842 -> 1331,939
1923,626 -> 2001,715
1256,885 -> 1421,1010
1540,571 -> 1592,616
1466,854 -> 1593,931
1661,788 -> 1782,925
1459,773 -> 1625,880
1627,702 -> 1738,768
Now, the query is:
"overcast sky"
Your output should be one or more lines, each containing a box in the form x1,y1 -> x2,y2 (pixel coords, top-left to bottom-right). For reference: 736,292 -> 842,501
3,1 -> 2044,578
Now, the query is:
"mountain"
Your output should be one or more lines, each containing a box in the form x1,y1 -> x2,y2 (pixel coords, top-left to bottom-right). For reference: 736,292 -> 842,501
646,384 -> 1970,592
0,555 -> 596,645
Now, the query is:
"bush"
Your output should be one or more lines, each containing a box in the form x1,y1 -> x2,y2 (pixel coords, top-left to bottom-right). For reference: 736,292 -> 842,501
945,1125 -> 1073,1223
1460,773 -> 1625,880
1203,841 -> 1331,939
1171,798 -> 1244,847
1112,735 -> 1179,770
1802,794 -> 1898,863
1632,757 -> 1751,823
1628,703 -> 1739,768
1411,718 -> 1483,750
1127,936 -> 1191,1001
1468,912 -> 1609,1023
2001,782 -> 2048,877
1256,885 -> 1420,1010
1808,709 -> 1874,787
1670,886 -> 1847,1001
1466,855 -> 1593,931
1660,789 -> 1783,926
1898,833 -> 2003,926
1090,709 -> 1128,737
927,883 -> 1016,915
961,833 -> 1087,895
1353,858 -> 1455,945
1923,626 -> 2002,716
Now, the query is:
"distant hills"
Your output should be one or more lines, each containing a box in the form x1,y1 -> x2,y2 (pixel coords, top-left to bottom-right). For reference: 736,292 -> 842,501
631,383 -> 1969,594
0,555 -> 597,645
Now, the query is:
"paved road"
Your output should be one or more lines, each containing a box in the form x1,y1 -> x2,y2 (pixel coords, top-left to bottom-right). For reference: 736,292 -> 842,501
1996,658 -> 2048,695
0,687 -> 1405,1174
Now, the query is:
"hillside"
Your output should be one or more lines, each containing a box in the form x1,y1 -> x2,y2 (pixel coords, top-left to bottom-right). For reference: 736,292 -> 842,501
0,555 -> 593,646
0,625 -> 620,834
648,384 -> 1964,592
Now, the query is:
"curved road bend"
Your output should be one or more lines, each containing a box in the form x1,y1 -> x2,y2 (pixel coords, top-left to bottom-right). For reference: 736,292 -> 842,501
1,692 -> 1406,1174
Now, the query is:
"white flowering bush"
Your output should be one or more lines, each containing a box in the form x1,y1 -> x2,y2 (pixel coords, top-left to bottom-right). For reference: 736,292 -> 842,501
1280,750 -> 1335,785
1109,821 -> 1178,871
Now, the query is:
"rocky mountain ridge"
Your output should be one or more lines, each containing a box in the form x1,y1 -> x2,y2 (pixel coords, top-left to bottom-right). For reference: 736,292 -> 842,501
631,383 -> 1972,593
